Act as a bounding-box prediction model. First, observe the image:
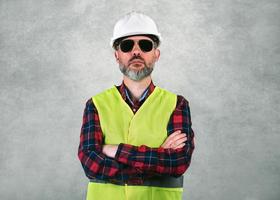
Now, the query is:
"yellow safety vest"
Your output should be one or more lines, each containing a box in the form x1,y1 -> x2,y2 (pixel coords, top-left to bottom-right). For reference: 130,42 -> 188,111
87,86 -> 183,200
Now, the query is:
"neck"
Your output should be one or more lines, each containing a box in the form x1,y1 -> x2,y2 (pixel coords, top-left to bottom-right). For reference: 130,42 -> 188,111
123,76 -> 152,100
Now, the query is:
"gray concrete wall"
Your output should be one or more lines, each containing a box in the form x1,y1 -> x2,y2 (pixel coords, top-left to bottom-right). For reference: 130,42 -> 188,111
0,0 -> 279,199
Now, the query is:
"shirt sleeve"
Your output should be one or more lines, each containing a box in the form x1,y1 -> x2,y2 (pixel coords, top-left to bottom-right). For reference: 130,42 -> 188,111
114,95 -> 195,177
77,98 -> 149,184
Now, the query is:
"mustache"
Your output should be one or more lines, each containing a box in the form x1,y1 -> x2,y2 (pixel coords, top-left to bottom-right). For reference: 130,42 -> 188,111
129,55 -> 144,62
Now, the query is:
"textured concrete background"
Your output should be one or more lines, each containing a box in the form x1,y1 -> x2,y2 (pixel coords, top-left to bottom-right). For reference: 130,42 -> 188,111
0,0 -> 279,199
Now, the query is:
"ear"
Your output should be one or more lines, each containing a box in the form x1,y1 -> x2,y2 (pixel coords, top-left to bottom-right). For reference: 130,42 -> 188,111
114,51 -> 119,63
154,49 -> 160,62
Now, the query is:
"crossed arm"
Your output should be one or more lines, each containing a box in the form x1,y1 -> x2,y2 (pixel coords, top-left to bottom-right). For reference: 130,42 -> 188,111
103,130 -> 187,157
78,96 -> 195,183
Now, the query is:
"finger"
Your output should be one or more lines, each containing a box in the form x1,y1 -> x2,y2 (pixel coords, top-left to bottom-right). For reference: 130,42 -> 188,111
162,131 -> 181,147
173,137 -> 187,146
167,131 -> 184,143
170,138 -> 184,148
173,133 -> 187,141
167,130 -> 182,140
161,137 -> 175,148
162,131 -> 185,148
171,134 -> 187,144
165,133 -> 186,147
173,143 -> 186,149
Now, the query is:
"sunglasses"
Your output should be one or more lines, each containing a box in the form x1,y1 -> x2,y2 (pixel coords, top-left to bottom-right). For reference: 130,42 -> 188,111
119,39 -> 154,53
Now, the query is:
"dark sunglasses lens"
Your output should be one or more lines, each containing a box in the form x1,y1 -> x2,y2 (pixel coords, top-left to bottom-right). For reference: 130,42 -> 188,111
139,40 -> 153,52
120,40 -> 134,52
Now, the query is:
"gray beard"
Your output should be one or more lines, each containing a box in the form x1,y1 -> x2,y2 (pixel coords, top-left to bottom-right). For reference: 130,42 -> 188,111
119,63 -> 154,81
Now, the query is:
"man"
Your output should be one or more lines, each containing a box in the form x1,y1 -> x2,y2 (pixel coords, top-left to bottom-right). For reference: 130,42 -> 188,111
78,11 -> 195,200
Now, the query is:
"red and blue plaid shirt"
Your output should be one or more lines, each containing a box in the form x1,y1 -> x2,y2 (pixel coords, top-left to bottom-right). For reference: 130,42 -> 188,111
78,81 -> 195,184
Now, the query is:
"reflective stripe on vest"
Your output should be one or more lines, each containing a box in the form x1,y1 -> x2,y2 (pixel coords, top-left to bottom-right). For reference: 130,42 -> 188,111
87,86 -> 183,200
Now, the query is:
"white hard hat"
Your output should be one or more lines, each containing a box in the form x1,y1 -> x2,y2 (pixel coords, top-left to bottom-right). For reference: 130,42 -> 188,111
110,11 -> 162,48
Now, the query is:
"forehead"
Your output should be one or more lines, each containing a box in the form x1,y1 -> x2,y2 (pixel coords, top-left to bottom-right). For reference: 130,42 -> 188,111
122,35 -> 153,41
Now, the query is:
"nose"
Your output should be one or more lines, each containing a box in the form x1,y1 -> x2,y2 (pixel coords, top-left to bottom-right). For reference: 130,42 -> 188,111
131,41 -> 141,55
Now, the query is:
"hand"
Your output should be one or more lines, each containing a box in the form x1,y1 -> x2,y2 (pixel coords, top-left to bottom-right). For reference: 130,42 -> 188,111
161,130 -> 187,150
102,144 -> 118,158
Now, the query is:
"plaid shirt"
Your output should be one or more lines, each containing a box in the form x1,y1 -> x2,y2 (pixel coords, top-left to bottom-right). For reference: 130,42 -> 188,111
78,81 -> 195,185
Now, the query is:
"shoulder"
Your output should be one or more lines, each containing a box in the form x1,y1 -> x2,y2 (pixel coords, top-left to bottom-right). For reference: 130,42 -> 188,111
92,86 -> 118,102
176,95 -> 190,110
84,98 -> 96,112
155,87 -> 190,109
156,86 -> 189,106
84,86 -> 116,111
156,86 -> 176,96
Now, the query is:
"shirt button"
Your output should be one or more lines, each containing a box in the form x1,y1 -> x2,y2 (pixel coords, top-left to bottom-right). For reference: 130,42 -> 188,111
133,109 -> 136,112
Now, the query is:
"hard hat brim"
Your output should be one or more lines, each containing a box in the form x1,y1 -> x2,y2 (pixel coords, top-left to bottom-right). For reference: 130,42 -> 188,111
110,32 -> 162,48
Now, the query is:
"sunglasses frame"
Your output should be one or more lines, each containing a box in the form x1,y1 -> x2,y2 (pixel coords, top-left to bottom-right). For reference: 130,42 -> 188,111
118,39 -> 155,53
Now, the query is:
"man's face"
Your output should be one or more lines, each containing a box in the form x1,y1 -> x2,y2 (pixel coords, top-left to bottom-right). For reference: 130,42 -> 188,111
114,35 -> 160,81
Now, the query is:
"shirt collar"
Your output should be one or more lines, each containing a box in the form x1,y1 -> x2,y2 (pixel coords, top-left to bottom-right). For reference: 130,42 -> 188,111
118,80 -> 155,104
